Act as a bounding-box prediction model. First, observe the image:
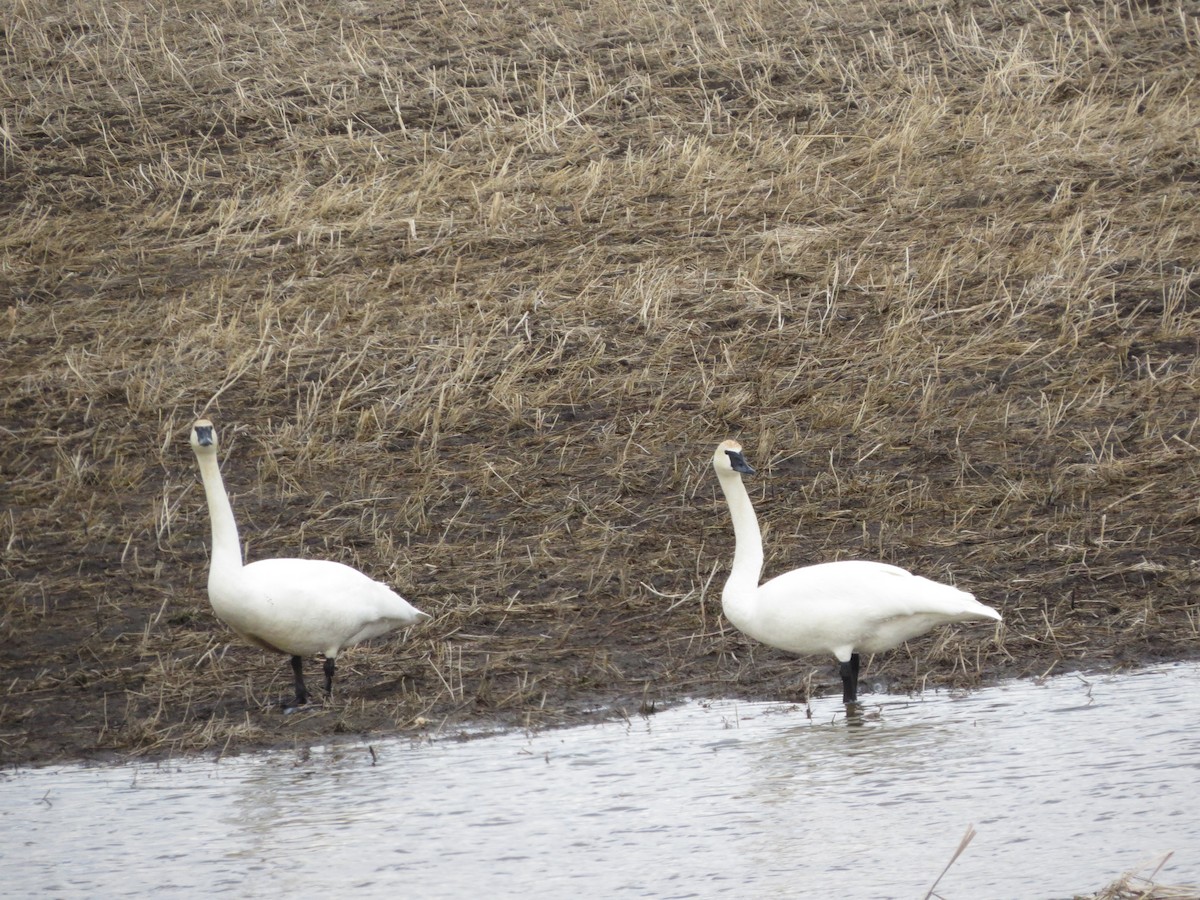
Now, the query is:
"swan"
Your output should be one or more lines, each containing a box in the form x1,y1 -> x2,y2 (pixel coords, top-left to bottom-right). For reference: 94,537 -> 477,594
711,439 -> 1000,704
189,418 -> 429,707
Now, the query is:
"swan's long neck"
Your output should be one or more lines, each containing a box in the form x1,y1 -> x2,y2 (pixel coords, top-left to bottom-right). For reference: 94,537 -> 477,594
196,451 -> 243,575
717,471 -> 764,603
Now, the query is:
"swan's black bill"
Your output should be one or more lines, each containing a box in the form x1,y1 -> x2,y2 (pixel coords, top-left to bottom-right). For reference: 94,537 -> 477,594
726,449 -> 755,475
194,425 -> 214,446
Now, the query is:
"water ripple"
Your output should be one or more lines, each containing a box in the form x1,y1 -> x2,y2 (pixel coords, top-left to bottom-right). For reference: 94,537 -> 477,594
3,664 -> 1198,897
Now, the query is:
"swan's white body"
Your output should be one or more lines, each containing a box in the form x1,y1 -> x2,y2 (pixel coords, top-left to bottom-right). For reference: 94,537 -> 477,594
205,557 -> 426,660
711,440 -> 1000,702
190,419 -> 428,703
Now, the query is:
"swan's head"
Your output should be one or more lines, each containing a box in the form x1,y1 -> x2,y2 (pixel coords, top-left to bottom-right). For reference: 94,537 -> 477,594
713,439 -> 755,477
190,419 -> 218,454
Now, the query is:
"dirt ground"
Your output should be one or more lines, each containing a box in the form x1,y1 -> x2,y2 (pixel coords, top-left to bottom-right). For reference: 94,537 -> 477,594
2,0 -> 1199,770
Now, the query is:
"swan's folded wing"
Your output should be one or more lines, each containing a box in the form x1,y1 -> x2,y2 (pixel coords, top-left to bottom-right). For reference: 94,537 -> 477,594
752,559 -> 997,655
231,558 -> 424,655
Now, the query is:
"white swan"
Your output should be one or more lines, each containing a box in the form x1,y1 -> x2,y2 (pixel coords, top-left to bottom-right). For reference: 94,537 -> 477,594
711,439 -> 1000,704
189,418 -> 429,707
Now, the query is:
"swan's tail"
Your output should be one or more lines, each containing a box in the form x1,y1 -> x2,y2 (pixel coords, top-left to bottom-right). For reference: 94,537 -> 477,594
913,575 -> 1001,622
953,589 -> 1002,622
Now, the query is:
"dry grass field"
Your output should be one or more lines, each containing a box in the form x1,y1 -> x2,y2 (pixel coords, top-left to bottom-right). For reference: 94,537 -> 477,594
2,0 -> 1199,767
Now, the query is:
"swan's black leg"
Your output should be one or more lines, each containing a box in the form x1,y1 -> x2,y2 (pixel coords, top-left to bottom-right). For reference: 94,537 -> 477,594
840,653 -> 861,705
290,655 -> 309,706
323,656 -> 336,696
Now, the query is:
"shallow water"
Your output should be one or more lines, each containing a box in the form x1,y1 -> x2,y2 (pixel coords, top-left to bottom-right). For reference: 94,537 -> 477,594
4,665 -> 1199,898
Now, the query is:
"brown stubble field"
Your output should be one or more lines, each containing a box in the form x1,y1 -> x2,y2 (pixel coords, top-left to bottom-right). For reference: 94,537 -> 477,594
1,0 -> 1198,767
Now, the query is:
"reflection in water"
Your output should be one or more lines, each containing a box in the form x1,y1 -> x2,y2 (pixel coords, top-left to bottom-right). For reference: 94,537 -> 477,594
3,665 -> 1198,898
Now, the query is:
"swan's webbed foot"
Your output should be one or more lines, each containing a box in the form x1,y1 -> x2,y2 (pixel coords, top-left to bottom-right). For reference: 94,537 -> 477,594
839,653 -> 861,705
285,654 -> 310,710
323,656 -> 336,697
